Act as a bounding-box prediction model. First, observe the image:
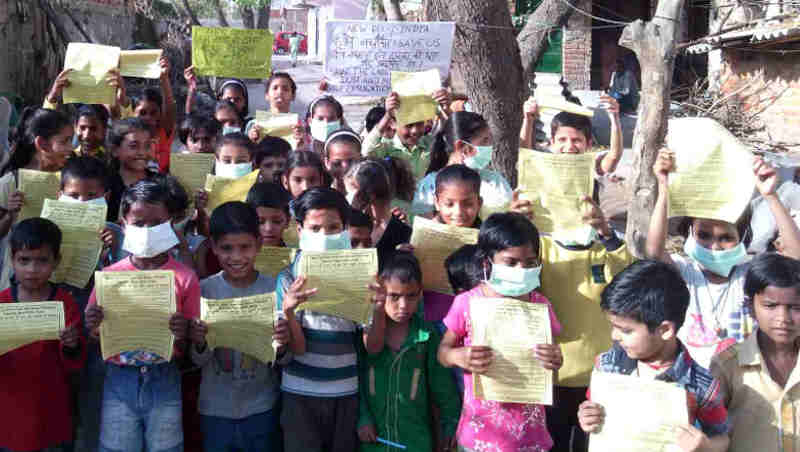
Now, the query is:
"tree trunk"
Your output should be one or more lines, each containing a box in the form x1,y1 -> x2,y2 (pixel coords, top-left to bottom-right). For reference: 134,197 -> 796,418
211,0 -> 229,27
369,0 -> 387,21
383,0 -> 404,21
256,6 -> 270,29
429,0 -> 524,186
240,5 -> 255,29
180,0 -> 202,26
622,0 -> 686,257
516,0 -> 573,93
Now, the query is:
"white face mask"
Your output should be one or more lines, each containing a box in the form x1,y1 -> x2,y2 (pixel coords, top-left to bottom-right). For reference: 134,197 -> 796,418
215,161 -> 252,179
122,221 -> 179,258
345,191 -> 356,205
58,194 -> 108,207
310,119 -> 341,142
299,229 -> 352,252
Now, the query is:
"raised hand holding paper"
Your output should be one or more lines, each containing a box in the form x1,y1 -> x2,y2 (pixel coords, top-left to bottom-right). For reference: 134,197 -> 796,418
391,69 -> 442,126
119,49 -> 163,79
62,43 -> 120,105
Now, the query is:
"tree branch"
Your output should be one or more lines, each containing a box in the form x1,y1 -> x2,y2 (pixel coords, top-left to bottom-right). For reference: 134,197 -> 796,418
59,3 -> 94,42
179,0 -> 202,26
517,0 -> 573,81
37,0 -> 71,45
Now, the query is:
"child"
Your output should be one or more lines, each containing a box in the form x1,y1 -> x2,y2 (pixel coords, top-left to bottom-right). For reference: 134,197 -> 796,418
246,182 -> 292,247
107,118 -> 158,223
438,212 -> 563,452
547,100 -> 622,175
213,132 -> 253,179
358,252 -> 461,452
264,72 -> 296,114
275,187 -> 359,452
0,218 -> 86,452
445,244 -> 482,297
711,253 -> 800,452
189,201 -> 288,452
323,129 -> 361,193
345,159 -> 411,266
84,179 -> 200,452
364,90 -> 450,181
647,150 -> 800,368
253,136 -> 291,184
362,105 -> 393,142
305,95 -> 345,155
216,79 -> 250,121
578,259 -> 730,452
216,100 -> 245,133
349,208 -> 373,249
0,107 -> 73,291
178,114 -> 221,154
280,151 -> 330,199
411,112 -> 513,219
74,105 -> 111,160
378,156 -> 416,217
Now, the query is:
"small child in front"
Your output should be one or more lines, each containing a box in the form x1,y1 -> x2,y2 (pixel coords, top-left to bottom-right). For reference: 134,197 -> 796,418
0,218 -> 85,452
578,260 -> 730,452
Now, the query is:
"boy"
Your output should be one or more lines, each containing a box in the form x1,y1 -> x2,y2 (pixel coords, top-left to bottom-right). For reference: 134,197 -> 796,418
349,209 -> 373,249
246,182 -> 291,247
358,252 -> 461,452
275,187 -> 359,452
0,218 -> 85,452
84,179 -> 200,452
254,136 -> 291,184
188,201 -> 290,452
578,260 -> 730,452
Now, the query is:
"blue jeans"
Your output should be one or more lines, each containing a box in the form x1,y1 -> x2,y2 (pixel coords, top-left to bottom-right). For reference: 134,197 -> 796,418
74,342 -> 106,452
99,362 -> 183,452
202,409 -> 279,452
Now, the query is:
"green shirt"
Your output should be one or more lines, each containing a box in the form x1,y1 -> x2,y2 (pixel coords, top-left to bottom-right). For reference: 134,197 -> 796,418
358,315 -> 461,452
364,127 -> 433,182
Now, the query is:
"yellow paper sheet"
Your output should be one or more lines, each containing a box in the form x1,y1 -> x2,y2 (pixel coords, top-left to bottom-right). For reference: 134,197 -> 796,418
171,153 -> 215,196
666,117 -> 756,223
201,293 -> 276,364
205,170 -> 260,213
119,49 -> 163,79
62,42 -> 120,105
516,149 -> 596,234
409,216 -> 478,294
96,270 -> 176,361
254,111 -> 299,149
589,372 -> 688,452
535,95 -> 594,117
471,298 -> 553,405
391,69 -> 441,126
255,246 -> 296,279
41,199 -> 107,288
283,220 -> 300,248
0,301 -> 64,356
297,248 -> 378,323
17,169 -> 61,222
192,26 -> 274,79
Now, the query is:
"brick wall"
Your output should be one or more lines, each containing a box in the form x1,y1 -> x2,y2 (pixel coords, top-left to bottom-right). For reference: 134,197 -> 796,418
562,0 -> 592,90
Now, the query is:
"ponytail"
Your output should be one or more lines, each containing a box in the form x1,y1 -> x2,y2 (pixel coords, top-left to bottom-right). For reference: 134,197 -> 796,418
380,156 -> 415,202
1,107 -> 72,176
424,111 -> 488,175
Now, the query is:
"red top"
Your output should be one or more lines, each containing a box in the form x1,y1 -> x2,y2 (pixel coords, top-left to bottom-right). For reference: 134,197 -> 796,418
155,126 -> 175,173
0,287 -> 86,451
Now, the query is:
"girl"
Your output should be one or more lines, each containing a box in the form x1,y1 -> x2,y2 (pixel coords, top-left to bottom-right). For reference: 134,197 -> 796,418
184,65 -> 249,121
213,133 -> 253,179
0,107 -> 74,291
411,112 -> 513,220
647,149 -> 800,368
74,104 -> 111,160
345,159 -> 411,267
178,114 -> 221,154
126,56 -> 176,173
322,129 -> 361,193
711,252 -> 800,452
305,95 -> 345,155
438,212 -> 563,452
215,100 -> 244,134
279,151 -> 330,248
246,73 -> 304,147
107,118 -> 158,223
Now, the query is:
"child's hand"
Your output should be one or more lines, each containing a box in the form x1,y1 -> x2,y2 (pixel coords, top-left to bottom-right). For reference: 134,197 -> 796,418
367,276 -> 386,314
454,345 -> 493,374
432,88 -> 450,110
509,190 -> 533,220
676,424 -> 711,452
385,92 -> 400,116
47,69 -> 72,103
599,94 -> 620,120
59,325 -> 80,349
391,206 -> 409,224
578,400 -> 605,433
523,97 -> 539,119
7,191 -> 24,213
754,156 -> 780,197
85,304 -> 104,332
194,189 -> 208,211
533,343 -> 563,370
318,79 -> 329,92
273,317 -> 290,346
357,424 -> 377,443
653,148 -> 675,185
183,65 -> 197,91
99,227 -> 116,251
581,195 -> 611,238
189,319 -> 207,346
169,313 -> 189,340
283,276 -> 318,314
395,243 -> 415,253
293,121 -> 306,148
248,124 -> 263,143
158,55 -> 171,79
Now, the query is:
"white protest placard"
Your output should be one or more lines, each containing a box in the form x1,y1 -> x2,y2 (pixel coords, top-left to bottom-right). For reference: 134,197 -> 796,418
324,20 -> 456,97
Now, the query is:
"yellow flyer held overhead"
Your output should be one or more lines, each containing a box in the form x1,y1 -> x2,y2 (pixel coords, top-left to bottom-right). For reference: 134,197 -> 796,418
96,270 -> 176,361
41,199 -> 107,288
410,216 -> 479,294
471,298 -> 553,405
391,69 -> 441,126
171,153 -> 216,197
119,49 -> 163,79
0,302 -> 64,356
255,246 -> 296,279
589,372 -> 688,452
201,293 -> 276,364
666,117 -> 756,224
297,248 -> 378,323
516,148 -> 596,234
205,170 -> 260,213
254,111 -> 299,149
17,169 -> 61,223
192,26 -> 274,79
63,42 -> 120,105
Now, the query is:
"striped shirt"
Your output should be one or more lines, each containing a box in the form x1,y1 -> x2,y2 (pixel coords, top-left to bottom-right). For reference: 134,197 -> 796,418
276,253 -> 360,397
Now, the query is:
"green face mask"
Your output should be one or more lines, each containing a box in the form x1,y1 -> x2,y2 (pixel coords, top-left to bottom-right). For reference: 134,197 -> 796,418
464,142 -> 493,170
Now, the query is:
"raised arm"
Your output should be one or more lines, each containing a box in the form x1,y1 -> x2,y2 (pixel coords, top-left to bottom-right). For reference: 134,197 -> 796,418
519,97 -> 538,149
159,56 -> 177,137
755,156 -> 800,260
598,94 -> 623,175
646,148 -> 675,264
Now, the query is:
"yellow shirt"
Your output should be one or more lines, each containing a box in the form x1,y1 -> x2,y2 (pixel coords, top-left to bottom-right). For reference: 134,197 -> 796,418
711,331 -> 800,452
539,236 -> 634,387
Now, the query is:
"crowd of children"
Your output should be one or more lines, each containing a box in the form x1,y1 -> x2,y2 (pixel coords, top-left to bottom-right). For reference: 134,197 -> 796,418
2,53 -> 800,452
